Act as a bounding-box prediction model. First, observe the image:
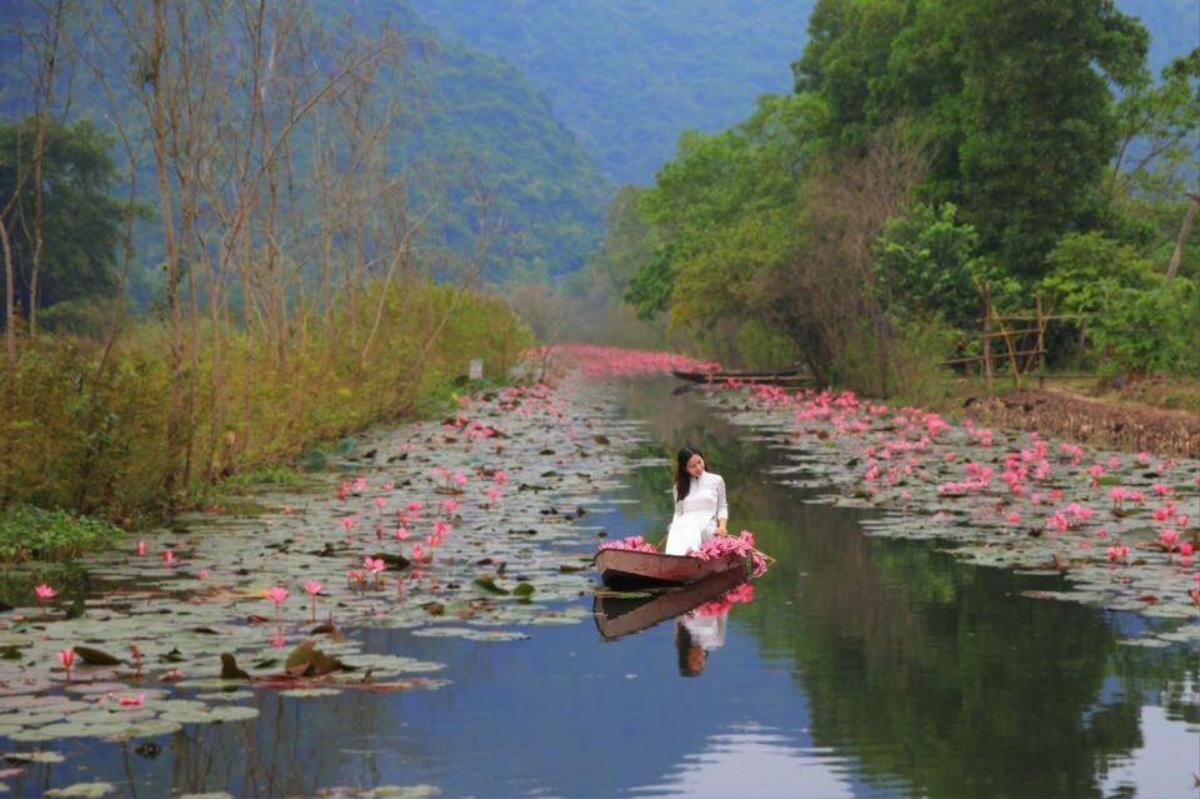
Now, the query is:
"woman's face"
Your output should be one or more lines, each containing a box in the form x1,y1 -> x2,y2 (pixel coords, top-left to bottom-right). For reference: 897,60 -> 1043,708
686,454 -> 705,478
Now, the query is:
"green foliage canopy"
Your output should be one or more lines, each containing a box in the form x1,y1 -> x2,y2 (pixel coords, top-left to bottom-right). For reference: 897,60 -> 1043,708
0,117 -> 126,324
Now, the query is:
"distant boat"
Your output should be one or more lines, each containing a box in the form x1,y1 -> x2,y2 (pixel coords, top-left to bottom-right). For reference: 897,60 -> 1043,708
671,366 -> 812,387
593,567 -> 748,640
594,547 -> 749,590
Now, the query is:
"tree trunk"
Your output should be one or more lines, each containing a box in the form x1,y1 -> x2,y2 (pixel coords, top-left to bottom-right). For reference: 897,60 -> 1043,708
0,217 -> 15,368
1166,193 -> 1198,279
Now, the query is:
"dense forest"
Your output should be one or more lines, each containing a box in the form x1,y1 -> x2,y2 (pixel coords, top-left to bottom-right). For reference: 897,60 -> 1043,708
583,0 -> 1199,397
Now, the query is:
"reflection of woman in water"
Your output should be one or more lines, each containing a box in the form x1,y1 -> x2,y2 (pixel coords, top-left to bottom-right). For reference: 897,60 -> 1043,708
675,608 -> 727,677
664,445 -> 728,556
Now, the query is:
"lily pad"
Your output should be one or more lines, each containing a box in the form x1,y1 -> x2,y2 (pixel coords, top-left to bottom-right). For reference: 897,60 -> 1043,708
44,783 -> 117,798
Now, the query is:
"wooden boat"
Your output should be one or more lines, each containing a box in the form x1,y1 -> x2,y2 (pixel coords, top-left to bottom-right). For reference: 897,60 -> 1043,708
671,367 -> 812,388
594,547 -> 749,590
593,566 -> 748,640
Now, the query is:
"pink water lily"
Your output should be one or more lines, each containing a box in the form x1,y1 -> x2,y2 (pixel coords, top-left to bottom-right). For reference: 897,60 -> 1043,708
265,586 -> 289,623
304,581 -> 323,620
34,583 -> 57,602
135,539 -> 147,556
119,694 -> 145,707
58,647 -> 74,679
163,549 -> 177,566
1158,529 -> 1180,552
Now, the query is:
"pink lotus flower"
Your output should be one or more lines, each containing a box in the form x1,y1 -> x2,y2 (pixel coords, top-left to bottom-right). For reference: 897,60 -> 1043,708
34,583 -> 57,602
493,469 -> 508,485
196,569 -> 209,580
374,496 -> 388,510
364,556 -> 386,574
136,540 -> 147,556
407,500 -> 423,512
453,470 -> 468,487
1179,542 -> 1194,557
163,549 -> 176,566
1152,483 -> 1170,496
58,647 -> 75,673
412,543 -> 425,562
394,527 -> 409,541
352,477 -> 369,493
340,515 -> 356,532
486,486 -> 502,502
434,519 -> 451,536
442,499 -> 459,514
119,694 -> 145,707
1006,511 -> 1021,525
304,580 -> 323,596
1106,545 -> 1129,564
266,586 -> 289,604
1158,529 -> 1180,552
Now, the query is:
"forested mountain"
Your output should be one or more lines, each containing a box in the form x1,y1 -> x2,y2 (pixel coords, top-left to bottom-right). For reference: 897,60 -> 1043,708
410,0 -> 815,185
0,1 -> 609,294
411,0 -> 1195,186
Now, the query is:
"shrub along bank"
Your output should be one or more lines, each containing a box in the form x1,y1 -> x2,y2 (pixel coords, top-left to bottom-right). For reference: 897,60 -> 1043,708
0,281 -> 532,554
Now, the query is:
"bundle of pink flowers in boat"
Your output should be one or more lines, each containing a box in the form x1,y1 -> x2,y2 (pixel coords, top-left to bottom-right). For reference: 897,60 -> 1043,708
687,530 -> 769,577
597,535 -> 659,553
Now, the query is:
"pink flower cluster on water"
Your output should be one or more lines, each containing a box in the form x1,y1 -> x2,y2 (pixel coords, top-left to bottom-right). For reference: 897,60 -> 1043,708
545,343 -> 720,378
597,535 -> 658,553
709,380 -> 1198,591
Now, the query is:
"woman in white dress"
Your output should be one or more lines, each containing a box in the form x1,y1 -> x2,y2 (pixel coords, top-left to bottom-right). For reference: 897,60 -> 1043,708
664,445 -> 729,556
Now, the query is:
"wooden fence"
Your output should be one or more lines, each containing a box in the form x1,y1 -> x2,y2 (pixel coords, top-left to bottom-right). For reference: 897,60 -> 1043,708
941,291 -> 1088,392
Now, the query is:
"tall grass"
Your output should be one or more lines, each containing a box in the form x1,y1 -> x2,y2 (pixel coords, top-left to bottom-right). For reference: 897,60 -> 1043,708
0,280 -> 532,526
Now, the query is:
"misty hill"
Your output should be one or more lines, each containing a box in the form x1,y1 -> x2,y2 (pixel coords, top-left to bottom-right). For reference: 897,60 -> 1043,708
411,0 -> 815,185
0,1 -> 609,285
412,0 -> 1196,187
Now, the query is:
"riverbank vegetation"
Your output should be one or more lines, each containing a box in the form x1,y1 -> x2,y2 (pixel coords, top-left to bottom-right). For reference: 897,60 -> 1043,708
0,1 -> 532,538
583,0 -> 1198,400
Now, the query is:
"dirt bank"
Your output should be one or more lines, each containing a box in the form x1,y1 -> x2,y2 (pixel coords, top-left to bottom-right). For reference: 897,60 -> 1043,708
961,388 -> 1200,459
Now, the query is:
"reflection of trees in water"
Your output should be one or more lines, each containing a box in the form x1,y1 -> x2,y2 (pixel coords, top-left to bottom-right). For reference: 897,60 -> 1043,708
738,502 -> 1195,798
166,685 -> 422,795
617,377 -> 1196,799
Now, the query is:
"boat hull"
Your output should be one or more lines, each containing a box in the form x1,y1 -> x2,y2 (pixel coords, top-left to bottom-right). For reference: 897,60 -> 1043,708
594,548 -> 748,590
593,566 -> 749,640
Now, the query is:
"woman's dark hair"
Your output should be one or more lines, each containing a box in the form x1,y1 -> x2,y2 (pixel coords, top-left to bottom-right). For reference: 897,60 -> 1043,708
674,445 -> 705,503
676,623 -> 705,677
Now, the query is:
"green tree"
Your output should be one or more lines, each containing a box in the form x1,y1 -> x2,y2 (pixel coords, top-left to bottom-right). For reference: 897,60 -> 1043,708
0,117 -> 124,325
955,0 -> 1148,278
874,202 -> 988,330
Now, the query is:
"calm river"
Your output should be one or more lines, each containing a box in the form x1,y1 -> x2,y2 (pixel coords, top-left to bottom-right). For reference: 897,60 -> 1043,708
6,378 -> 1199,798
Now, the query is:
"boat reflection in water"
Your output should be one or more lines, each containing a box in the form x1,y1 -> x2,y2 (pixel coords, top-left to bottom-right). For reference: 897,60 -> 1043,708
594,568 -> 756,677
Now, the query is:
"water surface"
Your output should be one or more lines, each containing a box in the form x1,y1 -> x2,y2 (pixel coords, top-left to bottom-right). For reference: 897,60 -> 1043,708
6,379 -> 1198,798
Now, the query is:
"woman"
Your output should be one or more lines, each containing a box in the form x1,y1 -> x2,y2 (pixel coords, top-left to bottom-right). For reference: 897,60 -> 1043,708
664,445 -> 728,556
675,607 -> 727,677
